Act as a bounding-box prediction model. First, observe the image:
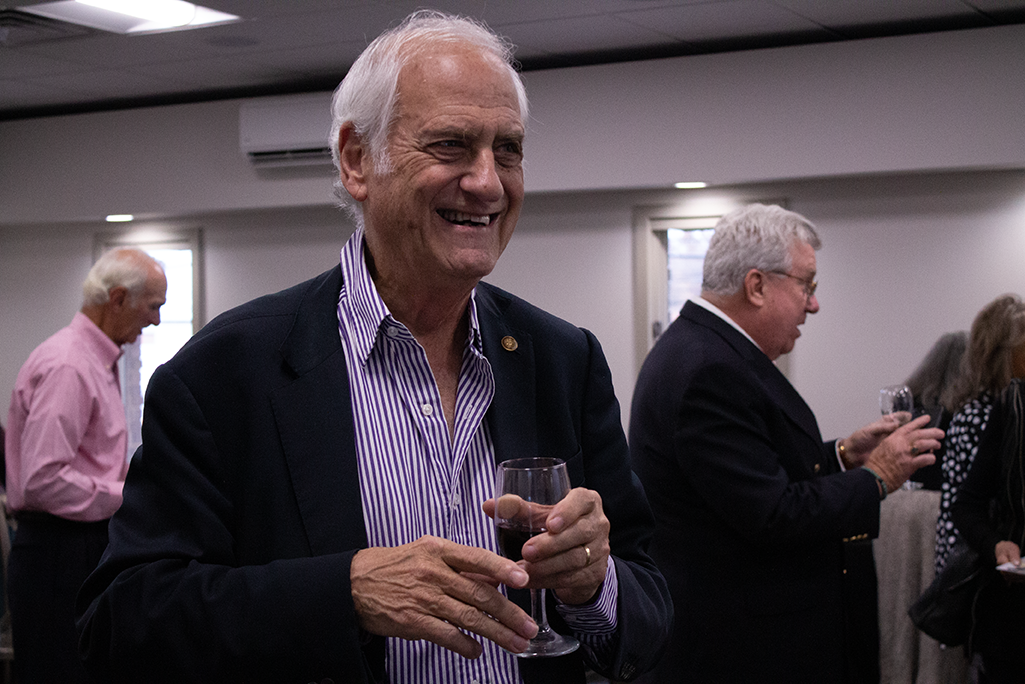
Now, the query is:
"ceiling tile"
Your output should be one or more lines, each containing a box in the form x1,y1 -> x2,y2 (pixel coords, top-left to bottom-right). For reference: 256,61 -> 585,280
502,14 -> 686,56
3,0 -> 1025,118
621,0 -> 830,42
774,0 -> 982,27
0,47 -> 88,77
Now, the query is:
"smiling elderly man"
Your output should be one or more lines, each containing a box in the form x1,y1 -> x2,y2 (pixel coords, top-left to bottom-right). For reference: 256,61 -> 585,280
77,10 -> 670,684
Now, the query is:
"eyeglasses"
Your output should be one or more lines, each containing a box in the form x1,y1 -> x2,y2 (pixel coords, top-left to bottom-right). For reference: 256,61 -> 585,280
769,271 -> 818,298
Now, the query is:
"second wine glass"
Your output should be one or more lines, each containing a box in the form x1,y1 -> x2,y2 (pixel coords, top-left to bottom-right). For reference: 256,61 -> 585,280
879,384 -> 914,418
494,457 -> 580,658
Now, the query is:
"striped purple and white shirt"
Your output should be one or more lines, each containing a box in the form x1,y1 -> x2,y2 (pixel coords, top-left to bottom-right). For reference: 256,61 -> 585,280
336,229 -> 618,683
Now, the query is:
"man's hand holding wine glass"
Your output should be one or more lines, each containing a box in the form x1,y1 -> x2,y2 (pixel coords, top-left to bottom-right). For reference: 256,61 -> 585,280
484,487 -> 611,606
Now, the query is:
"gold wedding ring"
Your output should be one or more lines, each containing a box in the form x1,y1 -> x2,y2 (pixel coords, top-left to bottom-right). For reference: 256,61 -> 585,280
910,442 -> 920,456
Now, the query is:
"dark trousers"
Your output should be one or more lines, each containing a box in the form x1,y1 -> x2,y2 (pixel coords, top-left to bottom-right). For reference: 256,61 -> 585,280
8,513 -> 109,684
842,538 -> 881,684
972,577 -> 1025,684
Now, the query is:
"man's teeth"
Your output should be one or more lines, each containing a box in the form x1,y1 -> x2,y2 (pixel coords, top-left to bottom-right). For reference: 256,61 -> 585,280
440,210 -> 490,226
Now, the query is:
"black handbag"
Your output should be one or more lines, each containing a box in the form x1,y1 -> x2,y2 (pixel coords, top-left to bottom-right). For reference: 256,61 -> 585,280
907,538 -> 989,647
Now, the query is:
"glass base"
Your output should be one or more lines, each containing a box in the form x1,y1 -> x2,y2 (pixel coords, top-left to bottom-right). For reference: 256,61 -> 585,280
512,629 -> 580,658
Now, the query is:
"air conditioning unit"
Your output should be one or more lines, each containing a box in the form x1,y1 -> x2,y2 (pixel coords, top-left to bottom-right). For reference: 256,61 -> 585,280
239,92 -> 334,167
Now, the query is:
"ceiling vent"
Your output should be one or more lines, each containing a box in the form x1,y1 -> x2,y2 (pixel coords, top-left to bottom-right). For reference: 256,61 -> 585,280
0,9 -> 96,47
239,92 -> 334,167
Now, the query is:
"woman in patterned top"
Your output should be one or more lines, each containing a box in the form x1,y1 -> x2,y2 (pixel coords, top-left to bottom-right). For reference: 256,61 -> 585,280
935,294 -> 1025,572
951,377 -> 1025,684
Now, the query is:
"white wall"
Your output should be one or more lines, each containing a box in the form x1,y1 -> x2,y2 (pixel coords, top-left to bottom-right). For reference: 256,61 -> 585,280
791,172 -> 1025,436
1,25 -> 1022,223
2,25 -> 1024,441
523,24 -> 1025,190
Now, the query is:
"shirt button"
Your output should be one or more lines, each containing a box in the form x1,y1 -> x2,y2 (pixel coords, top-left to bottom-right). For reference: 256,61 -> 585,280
421,404 -> 433,416
385,326 -> 399,337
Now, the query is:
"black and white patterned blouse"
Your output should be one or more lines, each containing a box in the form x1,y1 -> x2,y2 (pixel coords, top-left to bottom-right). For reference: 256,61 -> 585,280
935,393 -> 994,572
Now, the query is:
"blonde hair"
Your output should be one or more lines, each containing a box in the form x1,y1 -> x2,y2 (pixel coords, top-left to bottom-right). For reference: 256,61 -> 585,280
948,293 -> 1025,410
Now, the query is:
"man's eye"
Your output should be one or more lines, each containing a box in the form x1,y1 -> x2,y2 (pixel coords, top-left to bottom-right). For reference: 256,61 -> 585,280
495,143 -> 523,165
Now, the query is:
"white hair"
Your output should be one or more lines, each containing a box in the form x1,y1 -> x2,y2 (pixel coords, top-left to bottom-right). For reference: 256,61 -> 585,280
328,9 -> 529,226
702,203 -> 821,297
81,248 -> 162,307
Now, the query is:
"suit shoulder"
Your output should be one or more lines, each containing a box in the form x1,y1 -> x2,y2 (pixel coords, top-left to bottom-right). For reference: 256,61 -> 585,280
651,312 -> 734,361
176,268 -> 339,360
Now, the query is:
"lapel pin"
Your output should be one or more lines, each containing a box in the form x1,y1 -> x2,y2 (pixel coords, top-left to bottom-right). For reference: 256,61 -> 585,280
501,335 -> 518,351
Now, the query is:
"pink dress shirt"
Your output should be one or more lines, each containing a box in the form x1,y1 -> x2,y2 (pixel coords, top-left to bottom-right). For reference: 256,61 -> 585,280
5,312 -> 129,522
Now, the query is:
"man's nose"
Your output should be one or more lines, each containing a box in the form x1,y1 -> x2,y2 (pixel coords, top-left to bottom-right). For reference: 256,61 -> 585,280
461,150 -> 503,202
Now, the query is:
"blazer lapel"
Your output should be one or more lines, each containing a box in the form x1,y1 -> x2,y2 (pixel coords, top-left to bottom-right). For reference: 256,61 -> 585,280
683,301 -> 823,443
751,352 -> 824,443
270,266 -> 369,555
476,284 -> 538,465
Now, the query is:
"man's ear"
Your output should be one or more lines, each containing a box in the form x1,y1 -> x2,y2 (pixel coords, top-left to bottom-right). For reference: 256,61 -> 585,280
743,269 -> 767,308
107,285 -> 129,311
338,123 -> 370,202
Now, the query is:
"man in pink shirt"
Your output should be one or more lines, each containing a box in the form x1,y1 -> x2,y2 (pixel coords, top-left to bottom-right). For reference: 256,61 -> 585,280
5,247 -> 166,684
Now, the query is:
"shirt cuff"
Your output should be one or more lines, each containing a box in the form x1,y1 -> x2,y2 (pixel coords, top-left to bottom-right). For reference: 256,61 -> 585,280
553,555 -> 618,635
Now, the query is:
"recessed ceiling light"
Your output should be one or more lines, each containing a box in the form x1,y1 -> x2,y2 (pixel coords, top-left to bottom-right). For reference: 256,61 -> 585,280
105,214 -> 134,222
21,1 -> 239,35
674,181 -> 708,189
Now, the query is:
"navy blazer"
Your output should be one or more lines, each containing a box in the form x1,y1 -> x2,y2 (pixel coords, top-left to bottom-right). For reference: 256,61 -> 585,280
77,266 -> 671,684
629,301 -> 880,683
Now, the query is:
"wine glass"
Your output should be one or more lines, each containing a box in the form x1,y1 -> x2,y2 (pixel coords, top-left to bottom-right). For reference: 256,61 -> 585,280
880,384 -> 921,490
879,384 -> 914,420
494,457 -> 580,658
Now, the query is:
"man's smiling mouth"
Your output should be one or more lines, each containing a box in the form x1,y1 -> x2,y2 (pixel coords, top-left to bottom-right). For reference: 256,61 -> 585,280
438,210 -> 494,227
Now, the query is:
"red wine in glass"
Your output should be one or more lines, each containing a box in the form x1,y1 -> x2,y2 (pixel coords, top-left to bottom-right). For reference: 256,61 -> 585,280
495,457 -> 580,658
496,523 -> 534,563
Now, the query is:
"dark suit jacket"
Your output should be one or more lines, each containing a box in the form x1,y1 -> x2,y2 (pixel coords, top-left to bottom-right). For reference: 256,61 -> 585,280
629,301 -> 881,684
77,266 -> 671,684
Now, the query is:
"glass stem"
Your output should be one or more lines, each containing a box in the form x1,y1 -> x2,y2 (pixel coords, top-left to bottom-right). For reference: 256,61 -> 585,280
531,588 -> 551,638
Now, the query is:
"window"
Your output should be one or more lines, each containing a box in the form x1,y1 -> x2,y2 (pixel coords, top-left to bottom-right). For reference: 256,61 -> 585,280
666,223 -> 716,327
632,211 -> 721,370
95,229 -> 203,459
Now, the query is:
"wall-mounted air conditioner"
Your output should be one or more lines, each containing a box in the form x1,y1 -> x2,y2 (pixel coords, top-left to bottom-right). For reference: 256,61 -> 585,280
239,92 -> 334,167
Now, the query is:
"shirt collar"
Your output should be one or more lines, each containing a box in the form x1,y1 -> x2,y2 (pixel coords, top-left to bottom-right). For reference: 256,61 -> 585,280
70,311 -> 123,371
337,228 -> 483,365
690,296 -> 761,350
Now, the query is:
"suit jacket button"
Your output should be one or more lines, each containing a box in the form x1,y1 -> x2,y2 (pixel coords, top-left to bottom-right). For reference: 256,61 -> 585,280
501,335 -> 518,351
